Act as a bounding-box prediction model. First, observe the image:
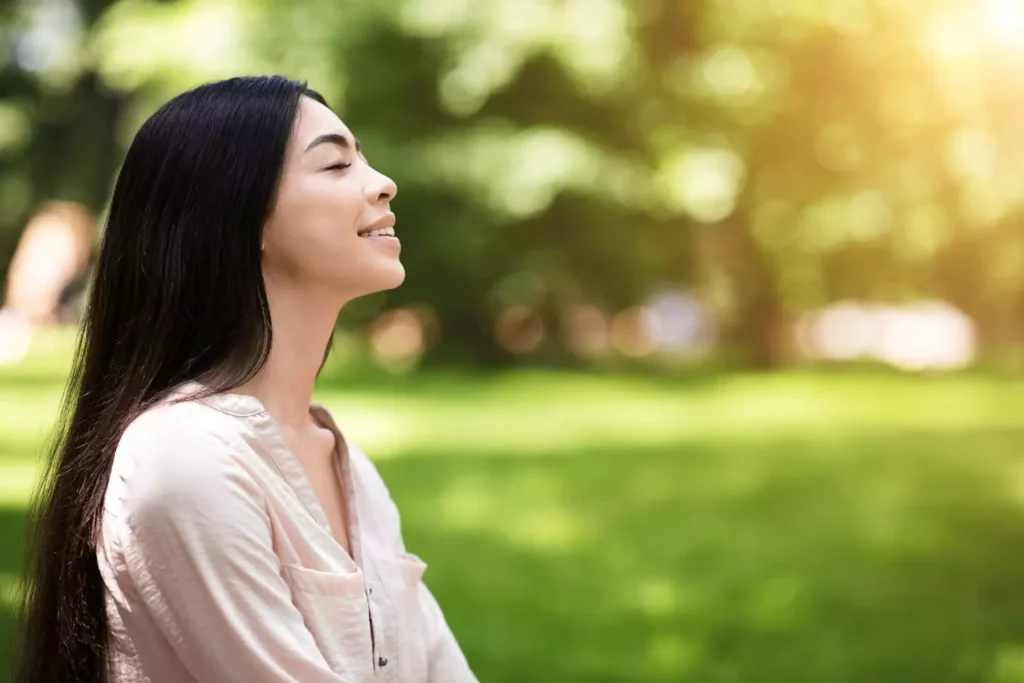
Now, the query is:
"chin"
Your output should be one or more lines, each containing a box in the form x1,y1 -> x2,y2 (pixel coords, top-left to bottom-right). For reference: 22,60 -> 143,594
380,265 -> 406,291
361,262 -> 406,295
331,260 -> 406,300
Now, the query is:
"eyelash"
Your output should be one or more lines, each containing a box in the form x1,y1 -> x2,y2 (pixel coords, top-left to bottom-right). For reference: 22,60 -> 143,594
324,162 -> 351,172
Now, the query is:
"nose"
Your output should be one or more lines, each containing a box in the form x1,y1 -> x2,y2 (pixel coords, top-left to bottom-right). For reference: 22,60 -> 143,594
367,167 -> 397,204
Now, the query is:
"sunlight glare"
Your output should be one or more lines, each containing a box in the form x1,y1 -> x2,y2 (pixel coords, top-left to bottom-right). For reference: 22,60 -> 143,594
984,0 -> 1024,44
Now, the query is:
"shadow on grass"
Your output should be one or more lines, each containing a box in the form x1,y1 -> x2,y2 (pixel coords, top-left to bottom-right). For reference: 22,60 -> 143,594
4,428 -> 1024,682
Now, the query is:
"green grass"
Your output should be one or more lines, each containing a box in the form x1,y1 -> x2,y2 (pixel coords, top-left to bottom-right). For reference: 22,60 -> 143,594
6,329 -> 1024,681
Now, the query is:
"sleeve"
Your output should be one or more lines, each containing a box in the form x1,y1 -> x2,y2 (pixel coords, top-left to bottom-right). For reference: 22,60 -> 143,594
117,426 -> 349,683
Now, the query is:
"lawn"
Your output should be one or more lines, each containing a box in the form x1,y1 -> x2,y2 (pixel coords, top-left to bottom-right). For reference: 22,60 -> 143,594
5,331 -> 1024,681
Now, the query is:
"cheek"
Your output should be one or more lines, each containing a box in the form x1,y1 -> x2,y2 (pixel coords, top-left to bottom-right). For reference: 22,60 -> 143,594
304,178 -> 363,233
272,178 -> 364,253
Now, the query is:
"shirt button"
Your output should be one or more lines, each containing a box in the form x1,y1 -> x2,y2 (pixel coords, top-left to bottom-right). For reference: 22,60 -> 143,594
378,656 -> 388,667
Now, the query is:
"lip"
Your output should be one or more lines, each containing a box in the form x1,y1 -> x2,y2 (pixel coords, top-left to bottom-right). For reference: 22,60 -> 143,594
359,212 -> 396,236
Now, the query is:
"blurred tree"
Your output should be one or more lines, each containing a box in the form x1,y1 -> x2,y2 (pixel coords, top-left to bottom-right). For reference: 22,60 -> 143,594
0,0 -> 127,284
4,0 -> 1024,367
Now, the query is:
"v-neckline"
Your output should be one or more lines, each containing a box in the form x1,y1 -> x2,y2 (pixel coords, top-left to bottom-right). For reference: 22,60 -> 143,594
262,402 -> 365,569
176,381 -> 365,569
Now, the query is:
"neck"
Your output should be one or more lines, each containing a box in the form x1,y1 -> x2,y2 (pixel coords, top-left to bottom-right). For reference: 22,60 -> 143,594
237,277 -> 344,429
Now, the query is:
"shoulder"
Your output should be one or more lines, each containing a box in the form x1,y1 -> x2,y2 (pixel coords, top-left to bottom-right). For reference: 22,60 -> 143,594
109,398 -> 263,529
117,398 -> 253,480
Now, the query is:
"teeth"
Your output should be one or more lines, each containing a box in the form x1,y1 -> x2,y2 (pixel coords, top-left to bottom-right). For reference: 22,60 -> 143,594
363,227 -> 395,237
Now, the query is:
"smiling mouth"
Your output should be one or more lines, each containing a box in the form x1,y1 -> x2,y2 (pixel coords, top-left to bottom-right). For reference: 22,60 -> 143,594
358,226 -> 396,238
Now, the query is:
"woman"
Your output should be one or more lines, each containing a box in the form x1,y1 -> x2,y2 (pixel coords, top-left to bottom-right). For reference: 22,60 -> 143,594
16,76 -> 478,683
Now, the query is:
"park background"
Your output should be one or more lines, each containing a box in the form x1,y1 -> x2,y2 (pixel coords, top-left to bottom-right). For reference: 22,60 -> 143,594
6,0 -> 1024,681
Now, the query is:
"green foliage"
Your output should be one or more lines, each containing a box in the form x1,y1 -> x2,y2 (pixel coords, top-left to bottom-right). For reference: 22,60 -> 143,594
4,0 -> 1024,363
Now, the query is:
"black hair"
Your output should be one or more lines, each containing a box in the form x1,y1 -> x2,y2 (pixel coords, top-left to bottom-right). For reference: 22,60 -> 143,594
15,75 -> 326,683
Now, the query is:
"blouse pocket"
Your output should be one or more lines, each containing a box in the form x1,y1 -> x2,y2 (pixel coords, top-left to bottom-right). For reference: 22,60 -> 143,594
281,564 -> 375,680
396,552 -> 428,583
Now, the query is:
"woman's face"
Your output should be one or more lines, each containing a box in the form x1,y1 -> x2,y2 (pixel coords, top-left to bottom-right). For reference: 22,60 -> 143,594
262,96 -> 402,299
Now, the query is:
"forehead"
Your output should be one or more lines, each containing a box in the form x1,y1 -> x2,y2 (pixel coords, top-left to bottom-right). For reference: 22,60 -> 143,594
291,96 -> 354,149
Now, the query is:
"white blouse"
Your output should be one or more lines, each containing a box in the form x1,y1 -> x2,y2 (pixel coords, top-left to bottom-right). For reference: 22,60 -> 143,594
97,381 -> 478,682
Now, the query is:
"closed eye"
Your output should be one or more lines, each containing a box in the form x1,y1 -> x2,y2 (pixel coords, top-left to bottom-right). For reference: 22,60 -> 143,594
323,162 -> 352,172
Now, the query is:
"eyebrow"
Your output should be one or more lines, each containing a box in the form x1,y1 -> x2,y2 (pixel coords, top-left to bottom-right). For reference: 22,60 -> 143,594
305,132 -> 361,153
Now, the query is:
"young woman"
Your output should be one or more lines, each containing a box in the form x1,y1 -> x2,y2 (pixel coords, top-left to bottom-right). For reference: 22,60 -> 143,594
16,75 -> 478,683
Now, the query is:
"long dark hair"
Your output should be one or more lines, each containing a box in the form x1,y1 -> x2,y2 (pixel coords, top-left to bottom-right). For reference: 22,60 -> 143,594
15,75 -> 326,683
